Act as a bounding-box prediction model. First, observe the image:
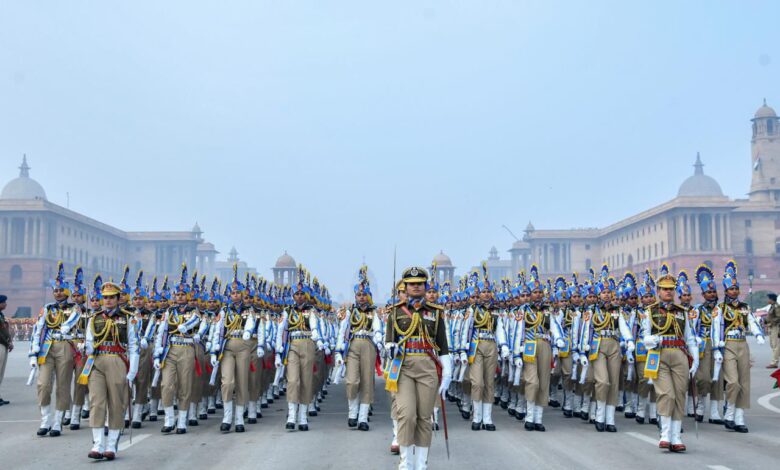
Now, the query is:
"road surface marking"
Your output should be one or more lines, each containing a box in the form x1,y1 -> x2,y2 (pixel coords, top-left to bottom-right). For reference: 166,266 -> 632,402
707,466 -> 732,470
0,419 -> 39,423
757,390 -> 780,414
625,431 -> 657,446
118,433 -> 149,451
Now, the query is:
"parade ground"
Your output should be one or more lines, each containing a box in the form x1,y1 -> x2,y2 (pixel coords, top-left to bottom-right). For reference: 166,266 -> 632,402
0,339 -> 777,470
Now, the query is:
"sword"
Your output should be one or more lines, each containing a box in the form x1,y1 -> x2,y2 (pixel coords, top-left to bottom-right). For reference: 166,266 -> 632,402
440,395 -> 450,460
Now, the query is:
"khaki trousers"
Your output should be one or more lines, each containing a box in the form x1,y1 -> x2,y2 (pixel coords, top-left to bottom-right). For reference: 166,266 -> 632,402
314,350 -> 327,394
396,355 -> 437,447
346,338 -> 377,403
37,340 -> 74,410
220,338 -> 253,406
653,348 -> 688,420
286,338 -> 315,405
260,350 -> 274,396
161,344 -> 194,410
0,344 -> 8,391
89,355 -> 129,429
133,346 -> 153,405
468,340 -> 498,403
558,355 -> 577,392
189,344 -> 207,406
523,339 -> 552,405
593,338 -> 621,405
770,325 -> 780,365
723,340 -> 751,409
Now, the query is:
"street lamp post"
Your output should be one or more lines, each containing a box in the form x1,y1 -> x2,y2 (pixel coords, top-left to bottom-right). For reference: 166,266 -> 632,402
748,273 -> 754,310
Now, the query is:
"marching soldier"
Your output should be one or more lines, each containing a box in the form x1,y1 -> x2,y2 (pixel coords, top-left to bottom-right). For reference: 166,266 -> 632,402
514,265 -> 564,432
335,266 -> 382,430
275,266 -> 322,431
81,281 -> 140,460
130,271 -> 153,428
153,264 -> 200,434
641,271 -> 698,452
580,265 -> 634,432
461,265 -> 508,431
384,267 -> 451,470
690,265 -> 725,424
68,267 -> 89,430
210,267 -> 255,433
557,275 -> 582,418
29,262 -> 81,437
711,260 -> 766,433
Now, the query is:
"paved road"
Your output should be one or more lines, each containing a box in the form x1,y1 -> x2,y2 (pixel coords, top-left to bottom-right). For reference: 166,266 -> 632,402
0,340 -> 778,469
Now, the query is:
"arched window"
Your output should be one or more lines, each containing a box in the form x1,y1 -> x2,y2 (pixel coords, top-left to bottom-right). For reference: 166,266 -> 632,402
10,265 -> 22,283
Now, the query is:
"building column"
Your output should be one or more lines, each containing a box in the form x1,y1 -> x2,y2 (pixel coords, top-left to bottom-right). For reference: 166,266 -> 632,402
710,215 -> 717,252
724,216 -> 731,251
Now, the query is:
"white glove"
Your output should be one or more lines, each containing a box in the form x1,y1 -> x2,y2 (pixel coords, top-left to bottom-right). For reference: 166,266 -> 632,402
579,355 -> 589,367
126,370 -> 137,382
85,343 -> 94,356
555,338 -> 565,349
29,356 -> 38,368
695,336 -> 703,348
626,340 -> 635,353
627,354 -> 635,364
242,331 -> 251,341
153,358 -> 161,370
583,342 -> 590,352
713,350 -> 723,364
60,325 -> 71,335
643,335 -> 660,350
316,340 -> 325,350
572,351 -> 580,362
376,342 -> 384,356
210,355 -> 218,368
77,342 -> 86,353
757,335 -> 766,345
325,347 -> 331,355
31,343 -> 40,354
177,324 -> 187,334
193,334 -> 201,343
274,354 -> 282,369
689,359 -> 699,378
205,342 -> 212,352
384,342 -> 397,358
437,354 -> 453,398
335,353 -> 344,367
459,351 -> 468,364
257,346 -> 265,358
140,338 -> 149,350
500,345 -> 510,359
513,357 -> 523,368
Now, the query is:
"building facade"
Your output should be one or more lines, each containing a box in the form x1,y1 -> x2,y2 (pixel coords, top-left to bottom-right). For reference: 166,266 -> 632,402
0,157 -> 224,317
500,101 -> 780,293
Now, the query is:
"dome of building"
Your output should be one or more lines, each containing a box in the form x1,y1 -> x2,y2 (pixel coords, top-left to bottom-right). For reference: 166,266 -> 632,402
432,250 -> 453,267
754,99 -> 777,119
275,251 -> 297,268
1,156 -> 47,200
677,153 -> 724,198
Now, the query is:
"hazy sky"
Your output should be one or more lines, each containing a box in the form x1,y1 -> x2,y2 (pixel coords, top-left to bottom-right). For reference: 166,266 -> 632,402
1,1 -> 779,299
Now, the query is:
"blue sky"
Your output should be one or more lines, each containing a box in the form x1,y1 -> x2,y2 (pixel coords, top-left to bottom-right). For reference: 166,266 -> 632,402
1,1 -> 778,299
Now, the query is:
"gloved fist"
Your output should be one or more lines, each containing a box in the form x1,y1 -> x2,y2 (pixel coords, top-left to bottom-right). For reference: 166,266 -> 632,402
210,355 -> 218,368
579,356 -> 589,367
689,361 -> 699,378
126,371 -> 136,383
193,334 -> 201,343
643,335 -> 660,350
627,354 -> 635,364
513,357 -> 523,368
153,358 -> 161,370
140,338 -> 149,350
384,342 -> 397,358
316,340 -> 325,350
325,347 -> 331,356
500,345 -> 510,359
459,351 -> 468,364
572,351 -> 580,362
335,353 -> 344,367
274,354 -> 282,369
29,356 -> 38,368
242,331 -> 251,341
177,324 -> 187,334
257,346 -> 265,358
626,340 -> 635,353
583,342 -> 590,352
713,350 -> 724,364
555,338 -> 565,349
757,335 -> 766,345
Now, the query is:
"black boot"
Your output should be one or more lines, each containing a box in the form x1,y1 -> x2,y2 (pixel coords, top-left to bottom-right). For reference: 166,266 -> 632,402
220,423 -> 231,432
358,422 -> 369,431
471,422 -> 481,431
595,421 -> 605,432
348,418 -> 358,428
235,425 -> 245,433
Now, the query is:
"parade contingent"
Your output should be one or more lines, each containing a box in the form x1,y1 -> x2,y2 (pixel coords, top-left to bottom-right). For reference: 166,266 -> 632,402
24,258 -> 769,468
